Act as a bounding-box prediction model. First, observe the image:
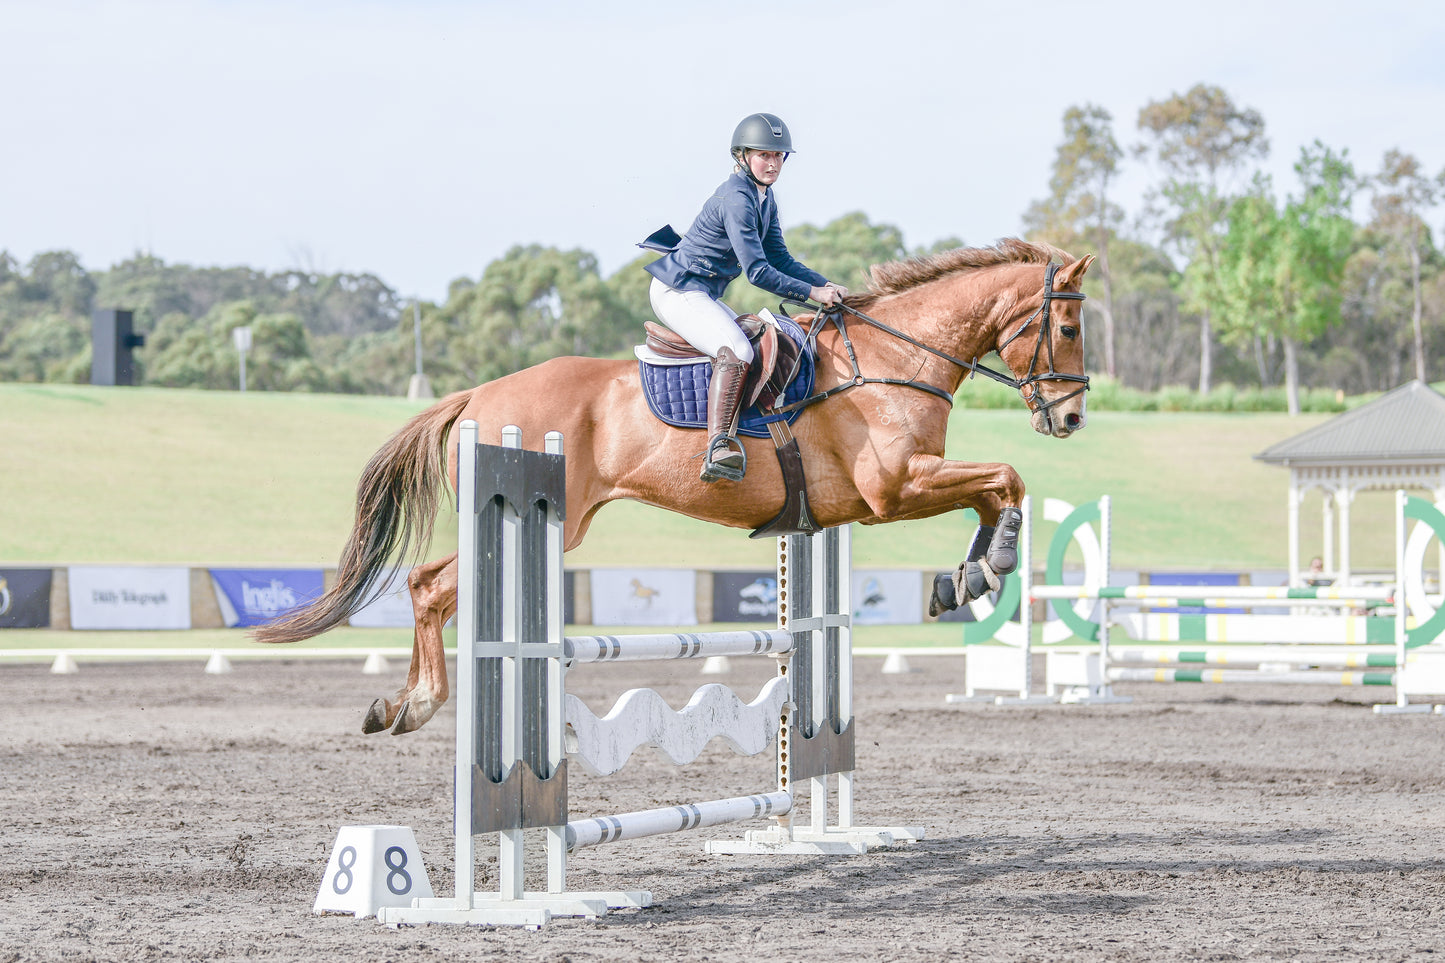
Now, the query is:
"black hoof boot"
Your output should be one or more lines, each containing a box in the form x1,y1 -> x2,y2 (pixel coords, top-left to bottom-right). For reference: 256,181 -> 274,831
928,573 -> 958,616
985,507 -> 1024,576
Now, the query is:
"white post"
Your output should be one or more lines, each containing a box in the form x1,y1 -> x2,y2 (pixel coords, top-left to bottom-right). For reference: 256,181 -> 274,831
1322,492 -> 1335,579
453,420 -> 479,908
232,325 -> 252,393
1018,495 -> 1033,701
1287,480 -> 1301,587
544,430 -> 567,894
1395,490 -> 1408,709
1099,495 -> 1112,671
1339,489 -> 1354,586
836,523 -> 854,830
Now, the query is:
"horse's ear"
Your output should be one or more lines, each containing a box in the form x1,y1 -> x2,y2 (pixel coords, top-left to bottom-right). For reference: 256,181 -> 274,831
1054,254 -> 1096,289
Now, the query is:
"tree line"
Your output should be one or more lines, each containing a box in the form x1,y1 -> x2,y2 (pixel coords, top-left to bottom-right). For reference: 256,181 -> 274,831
2,84 -> 1441,407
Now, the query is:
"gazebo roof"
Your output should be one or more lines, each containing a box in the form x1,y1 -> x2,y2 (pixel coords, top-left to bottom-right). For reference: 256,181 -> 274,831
1255,380 -> 1445,466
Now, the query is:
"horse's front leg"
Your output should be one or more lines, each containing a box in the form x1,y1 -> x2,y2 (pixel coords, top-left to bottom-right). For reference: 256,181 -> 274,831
861,455 -> 1026,616
361,553 -> 458,735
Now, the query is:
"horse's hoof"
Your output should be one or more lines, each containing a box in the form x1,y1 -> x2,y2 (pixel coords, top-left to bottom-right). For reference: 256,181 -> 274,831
362,699 -> 391,734
390,702 -> 419,735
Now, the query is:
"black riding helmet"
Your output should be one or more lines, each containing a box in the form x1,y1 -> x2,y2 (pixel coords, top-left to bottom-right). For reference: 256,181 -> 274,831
731,113 -> 793,185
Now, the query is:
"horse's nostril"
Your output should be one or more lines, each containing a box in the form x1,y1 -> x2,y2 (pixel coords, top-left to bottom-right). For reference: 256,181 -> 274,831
1065,412 -> 1083,430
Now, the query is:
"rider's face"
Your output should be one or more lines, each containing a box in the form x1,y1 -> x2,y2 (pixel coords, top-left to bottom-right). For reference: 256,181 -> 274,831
746,150 -> 786,186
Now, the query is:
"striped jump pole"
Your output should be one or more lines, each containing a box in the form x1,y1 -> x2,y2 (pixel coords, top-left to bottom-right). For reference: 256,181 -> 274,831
1111,646 -> 1399,668
1107,667 -> 1395,687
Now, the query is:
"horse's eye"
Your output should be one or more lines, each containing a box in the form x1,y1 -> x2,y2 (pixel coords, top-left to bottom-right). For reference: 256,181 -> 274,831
1061,325 -> 1078,340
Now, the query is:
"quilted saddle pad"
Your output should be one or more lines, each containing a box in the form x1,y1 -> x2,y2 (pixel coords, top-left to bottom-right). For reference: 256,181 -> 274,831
638,316 -> 815,438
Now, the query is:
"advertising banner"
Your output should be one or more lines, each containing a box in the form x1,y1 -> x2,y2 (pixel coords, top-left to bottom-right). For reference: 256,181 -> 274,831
0,568 -> 53,628
851,570 -> 923,625
68,566 -> 192,630
210,568 -> 325,628
347,568 -> 413,628
712,572 -> 777,623
589,569 -> 696,626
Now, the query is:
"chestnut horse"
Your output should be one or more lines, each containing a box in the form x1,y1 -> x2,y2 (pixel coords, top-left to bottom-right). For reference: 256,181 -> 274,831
255,238 -> 1094,733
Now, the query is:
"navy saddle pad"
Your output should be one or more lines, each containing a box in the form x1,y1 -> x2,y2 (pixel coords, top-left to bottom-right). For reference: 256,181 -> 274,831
638,316 -> 815,438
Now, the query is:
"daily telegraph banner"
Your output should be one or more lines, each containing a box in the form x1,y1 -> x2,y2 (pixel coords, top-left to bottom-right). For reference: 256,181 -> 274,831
851,570 -> 923,625
68,566 -> 191,630
210,569 -> 325,628
589,569 -> 696,626
712,572 -> 777,623
0,568 -> 52,628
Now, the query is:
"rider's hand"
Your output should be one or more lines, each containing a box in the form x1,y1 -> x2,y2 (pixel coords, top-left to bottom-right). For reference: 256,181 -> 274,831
810,283 -> 847,306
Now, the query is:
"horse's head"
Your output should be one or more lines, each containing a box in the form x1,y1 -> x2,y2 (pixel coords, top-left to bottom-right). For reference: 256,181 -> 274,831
995,254 -> 1095,439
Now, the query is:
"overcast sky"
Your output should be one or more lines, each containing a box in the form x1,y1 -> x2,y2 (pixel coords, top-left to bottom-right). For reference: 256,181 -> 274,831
4,0 -> 1444,303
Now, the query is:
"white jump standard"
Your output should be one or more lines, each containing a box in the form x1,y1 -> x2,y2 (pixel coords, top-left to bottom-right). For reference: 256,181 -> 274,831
378,423 -> 921,929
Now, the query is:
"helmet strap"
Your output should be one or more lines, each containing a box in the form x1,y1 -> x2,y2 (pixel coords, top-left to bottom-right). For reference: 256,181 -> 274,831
734,148 -> 786,189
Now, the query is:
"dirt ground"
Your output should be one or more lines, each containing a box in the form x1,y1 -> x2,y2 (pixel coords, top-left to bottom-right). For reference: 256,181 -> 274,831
3,653 -> 1445,962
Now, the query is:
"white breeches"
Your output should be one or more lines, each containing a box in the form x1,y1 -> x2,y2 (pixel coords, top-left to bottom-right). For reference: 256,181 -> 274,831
648,278 -> 754,364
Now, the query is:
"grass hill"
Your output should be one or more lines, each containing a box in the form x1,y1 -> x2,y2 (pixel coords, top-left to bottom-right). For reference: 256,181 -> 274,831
0,381 -> 1401,573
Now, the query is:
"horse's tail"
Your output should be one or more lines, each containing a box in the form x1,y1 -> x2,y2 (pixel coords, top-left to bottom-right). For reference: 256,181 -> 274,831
253,388 -> 474,645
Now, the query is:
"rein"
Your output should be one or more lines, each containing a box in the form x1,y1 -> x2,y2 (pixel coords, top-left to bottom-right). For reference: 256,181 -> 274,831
773,262 -> 1090,418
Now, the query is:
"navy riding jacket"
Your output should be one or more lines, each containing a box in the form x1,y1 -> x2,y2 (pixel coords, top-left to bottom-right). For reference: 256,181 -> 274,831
643,170 -> 828,302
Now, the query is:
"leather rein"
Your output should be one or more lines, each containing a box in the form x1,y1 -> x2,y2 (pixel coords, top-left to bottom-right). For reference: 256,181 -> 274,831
772,262 -> 1090,418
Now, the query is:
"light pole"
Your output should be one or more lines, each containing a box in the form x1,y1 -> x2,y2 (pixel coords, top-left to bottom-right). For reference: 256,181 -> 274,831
407,301 -> 433,399
232,325 -> 252,391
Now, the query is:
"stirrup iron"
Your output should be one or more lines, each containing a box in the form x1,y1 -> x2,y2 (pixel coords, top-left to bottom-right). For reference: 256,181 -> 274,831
701,433 -> 746,483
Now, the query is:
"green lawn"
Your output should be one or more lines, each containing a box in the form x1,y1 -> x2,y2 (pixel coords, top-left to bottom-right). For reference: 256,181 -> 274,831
0,381 -> 1392,573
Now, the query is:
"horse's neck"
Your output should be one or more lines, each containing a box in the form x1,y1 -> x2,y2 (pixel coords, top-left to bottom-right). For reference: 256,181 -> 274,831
838,265 -> 1029,388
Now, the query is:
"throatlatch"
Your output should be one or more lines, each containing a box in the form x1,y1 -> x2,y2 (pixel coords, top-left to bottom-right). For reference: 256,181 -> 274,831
928,507 -> 1024,617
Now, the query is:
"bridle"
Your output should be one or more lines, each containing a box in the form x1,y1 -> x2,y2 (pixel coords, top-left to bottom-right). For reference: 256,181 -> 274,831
773,262 -> 1090,419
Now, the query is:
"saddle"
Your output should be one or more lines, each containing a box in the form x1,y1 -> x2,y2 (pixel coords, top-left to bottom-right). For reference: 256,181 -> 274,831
638,312 -> 820,539
642,313 -> 804,413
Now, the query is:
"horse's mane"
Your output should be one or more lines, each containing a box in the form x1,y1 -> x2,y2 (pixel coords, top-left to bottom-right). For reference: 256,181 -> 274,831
848,237 -> 1074,309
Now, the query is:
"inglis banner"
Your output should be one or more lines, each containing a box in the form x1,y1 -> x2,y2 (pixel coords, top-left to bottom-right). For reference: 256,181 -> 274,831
68,566 -> 192,630
209,568 -> 325,628
0,568 -> 53,628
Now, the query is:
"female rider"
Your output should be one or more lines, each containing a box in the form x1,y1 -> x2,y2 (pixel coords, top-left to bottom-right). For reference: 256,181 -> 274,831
640,112 -> 848,483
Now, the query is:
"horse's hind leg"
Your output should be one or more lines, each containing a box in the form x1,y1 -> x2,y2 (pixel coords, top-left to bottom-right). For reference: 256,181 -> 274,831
361,553 -> 458,735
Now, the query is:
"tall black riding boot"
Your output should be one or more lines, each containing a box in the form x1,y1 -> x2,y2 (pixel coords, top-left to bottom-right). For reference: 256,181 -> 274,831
701,346 -> 749,483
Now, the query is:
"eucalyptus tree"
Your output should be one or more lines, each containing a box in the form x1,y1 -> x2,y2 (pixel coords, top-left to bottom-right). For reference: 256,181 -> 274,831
1025,103 -> 1125,377
436,245 -> 633,392
1370,149 -> 1444,383
1137,84 -> 1269,393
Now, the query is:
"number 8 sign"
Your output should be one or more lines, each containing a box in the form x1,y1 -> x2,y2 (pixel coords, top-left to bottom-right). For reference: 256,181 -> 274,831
313,826 -> 434,918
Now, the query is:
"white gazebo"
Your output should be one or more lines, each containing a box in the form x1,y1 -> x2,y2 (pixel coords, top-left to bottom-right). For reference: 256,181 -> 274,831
1255,380 -> 1445,586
